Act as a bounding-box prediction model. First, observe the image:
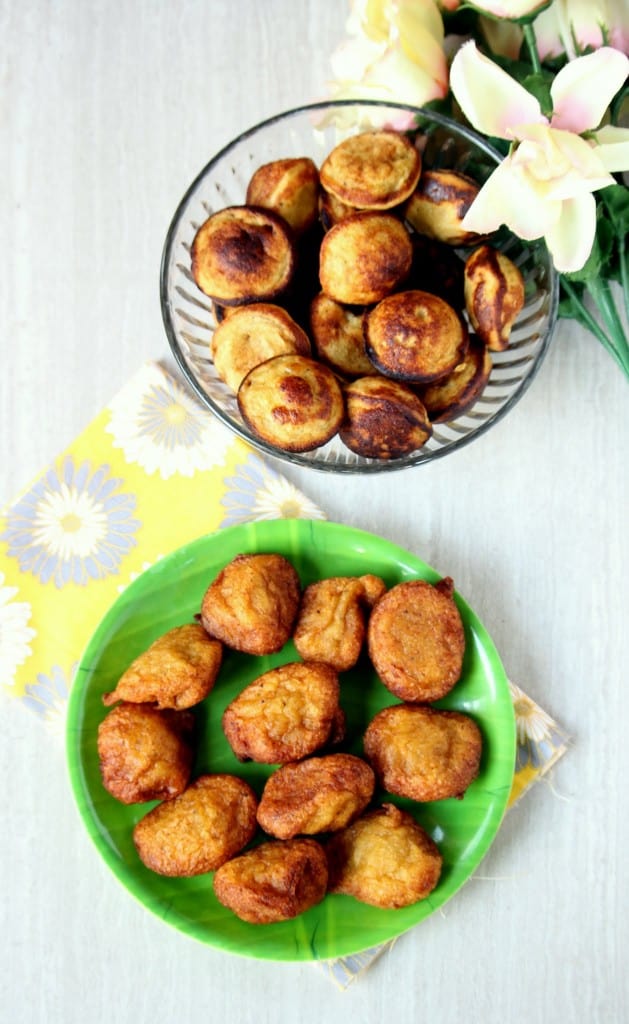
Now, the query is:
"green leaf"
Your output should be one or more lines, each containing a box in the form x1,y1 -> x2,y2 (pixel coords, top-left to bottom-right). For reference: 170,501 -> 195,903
599,185 -> 629,236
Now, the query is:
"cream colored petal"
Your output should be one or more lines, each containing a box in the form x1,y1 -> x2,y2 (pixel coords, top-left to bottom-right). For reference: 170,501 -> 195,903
544,193 -> 597,273
450,41 -> 546,140
551,47 -> 629,132
590,126 -> 629,174
462,157 -> 561,240
513,125 -> 614,198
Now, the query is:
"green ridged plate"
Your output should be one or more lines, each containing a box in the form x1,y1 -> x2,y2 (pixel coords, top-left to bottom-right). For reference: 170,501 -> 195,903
66,519 -> 515,961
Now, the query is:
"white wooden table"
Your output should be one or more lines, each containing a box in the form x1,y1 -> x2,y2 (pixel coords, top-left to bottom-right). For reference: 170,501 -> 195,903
2,4 -> 628,1022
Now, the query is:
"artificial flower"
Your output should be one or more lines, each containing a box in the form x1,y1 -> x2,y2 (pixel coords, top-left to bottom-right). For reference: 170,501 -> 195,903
449,42 -> 629,271
329,0 -> 449,124
534,0 -> 629,60
462,0 -> 551,18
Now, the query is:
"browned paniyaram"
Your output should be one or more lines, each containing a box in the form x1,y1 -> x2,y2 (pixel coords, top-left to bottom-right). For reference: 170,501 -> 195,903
464,244 -> 525,351
416,333 -> 492,423
211,302 -> 311,393
404,169 -> 484,247
309,292 -> 373,379
340,375 -> 432,459
237,353 -> 344,452
320,129 -> 421,210
246,157 -> 320,236
319,211 -> 412,305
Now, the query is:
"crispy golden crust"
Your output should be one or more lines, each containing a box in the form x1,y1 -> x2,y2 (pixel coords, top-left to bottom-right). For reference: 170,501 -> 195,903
257,754 -> 375,839
293,574 -> 385,670
340,375 -> 432,459
237,354 -> 345,453
309,292 -> 373,378
211,302 -> 311,393
191,205 -> 295,305
320,130 -> 421,210
213,837 -> 328,923
221,661 -> 340,764
404,169 -> 483,246
246,157 -> 320,235
365,290 -> 468,383
97,703 -> 194,805
102,623 -> 222,710
364,705 -> 482,801
132,774 -> 258,877
200,553 -> 300,655
416,334 -> 492,423
326,804 -> 442,908
367,577 -> 465,702
464,245 -> 525,350
319,211 -> 412,305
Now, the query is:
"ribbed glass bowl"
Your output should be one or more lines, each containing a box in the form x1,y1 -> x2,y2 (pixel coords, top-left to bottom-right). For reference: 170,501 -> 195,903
160,100 -> 558,474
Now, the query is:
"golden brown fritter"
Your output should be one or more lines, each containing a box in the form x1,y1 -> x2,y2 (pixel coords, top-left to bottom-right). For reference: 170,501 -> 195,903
211,302 -> 311,393
221,661 -> 340,764
363,704 -> 483,801
367,577 -> 465,702
132,773 -> 258,877
257,754 -> 375,839
213,837 -> 328,923
237,353 -> 345,453
320,130 -> 421,210
200,553 -> 300,655
319,211 -> 412,305
97,703 -> 194,805
102,623 -> 222,710
309,292 -> 373,379
464,244 -> 525,350
340,375 -> 432,459
326,803 -> 442,908
246,157 -> 320,235
293,574 -> 385,670
318,188 -> 360,230
191,205 -> 295,306
416,334 -> 492,423
364,290 -> 468,383
404,169 -> 483,246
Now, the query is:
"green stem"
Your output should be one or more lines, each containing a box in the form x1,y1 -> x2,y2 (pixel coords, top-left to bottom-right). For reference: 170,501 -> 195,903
618,238 -> 629,328
560,278 -> 629,378
522,23 -> 542,74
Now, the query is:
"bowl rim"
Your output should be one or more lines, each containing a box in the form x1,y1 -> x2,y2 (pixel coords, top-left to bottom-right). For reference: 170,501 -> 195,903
159,99 -> 559,476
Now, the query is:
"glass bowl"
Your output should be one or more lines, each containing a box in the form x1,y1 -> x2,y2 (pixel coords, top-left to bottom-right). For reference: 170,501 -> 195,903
160,100 -> 558,474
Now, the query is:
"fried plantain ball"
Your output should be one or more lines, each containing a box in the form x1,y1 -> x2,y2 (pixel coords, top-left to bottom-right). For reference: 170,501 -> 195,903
200,553 -> 301,655
102,623 -> 222,710
293,574 -> 386,671
367,577 -> 465,702
213,837 -> 328,923
222,661 -> 340,764
326,803 -> 442,909
97,702 -> 194,804
257,753 -> 375,839
133,773 -> 258,877
364,704 -> 482,801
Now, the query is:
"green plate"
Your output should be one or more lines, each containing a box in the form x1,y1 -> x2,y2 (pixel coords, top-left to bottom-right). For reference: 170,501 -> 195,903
66,519 -> 515,961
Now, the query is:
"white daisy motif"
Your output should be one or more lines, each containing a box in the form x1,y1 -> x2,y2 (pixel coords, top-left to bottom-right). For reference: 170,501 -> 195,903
107,365 -> 233,478
509,680 -> 556,746
21,664 -> 72,739
220,453 -> 325,526
0,572 -> 36,685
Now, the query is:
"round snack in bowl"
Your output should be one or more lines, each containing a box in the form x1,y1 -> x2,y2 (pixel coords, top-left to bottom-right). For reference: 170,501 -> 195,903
319,211 -> 413,305
293,573 -> 386,670
464,244 -> 525,351
320,129 -> 421,209
200,552 -> 300,655
101,623 -> 222,710
245,156 -> 320,235
318,188 -> 360,230
211,302 -> 311,393
97,703 -> 194,805
309,292 -> 373,378
191,205 -> 295,306
416,334 -> 492,423
133,774 -> 258,877
404,168 -> 484,246
363,705 -> 483,802
367,577 -> 465,702
340,376 -> 432,459
256,753 -> 376,839
237,353 -> 345,452
221,661 -> 340,764
213,837 -> 328,924
364,289 -> 468,383
326,803 -> 442,909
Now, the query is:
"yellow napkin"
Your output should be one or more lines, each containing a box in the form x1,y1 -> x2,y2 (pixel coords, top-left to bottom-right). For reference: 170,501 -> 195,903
0,361 -> 569,985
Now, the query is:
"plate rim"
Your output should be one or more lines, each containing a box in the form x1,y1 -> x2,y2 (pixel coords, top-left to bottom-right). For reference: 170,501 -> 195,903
66,518 -> 516,960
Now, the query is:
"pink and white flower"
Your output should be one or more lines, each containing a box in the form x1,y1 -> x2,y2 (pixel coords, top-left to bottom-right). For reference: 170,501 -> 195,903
535,0 -> 629,61
449,42 -> 629,272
